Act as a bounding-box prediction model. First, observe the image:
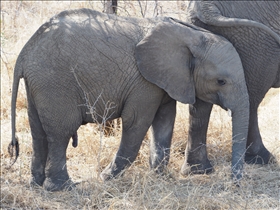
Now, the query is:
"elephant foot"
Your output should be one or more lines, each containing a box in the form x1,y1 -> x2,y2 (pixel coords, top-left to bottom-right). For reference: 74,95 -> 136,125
30,174 -> 45,187
181,160 -> 213,175
100,163 -> 125,181
245,147 -> 273,164
100,169 -> 125,181
149,157 -> 168,175
100,171 -> 114,181
151,164 -> 166,175
43,178 -> 74,191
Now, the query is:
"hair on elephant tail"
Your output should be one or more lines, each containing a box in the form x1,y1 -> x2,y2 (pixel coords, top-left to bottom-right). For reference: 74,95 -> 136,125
8,135 -> 19,167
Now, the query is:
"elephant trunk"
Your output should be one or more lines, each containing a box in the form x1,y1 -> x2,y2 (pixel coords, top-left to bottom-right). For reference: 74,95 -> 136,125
229,96 -> 249,181
196,2 -> 280,45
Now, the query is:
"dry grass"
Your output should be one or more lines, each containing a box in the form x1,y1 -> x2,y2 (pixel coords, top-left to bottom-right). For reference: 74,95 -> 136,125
1,1 -> 279,209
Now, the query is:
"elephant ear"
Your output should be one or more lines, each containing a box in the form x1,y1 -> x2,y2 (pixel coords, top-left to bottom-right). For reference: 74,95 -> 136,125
135,20 -> 205,104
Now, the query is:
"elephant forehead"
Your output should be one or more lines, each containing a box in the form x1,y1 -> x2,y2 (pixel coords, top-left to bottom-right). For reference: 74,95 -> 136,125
212,42 -> 239,61
207,44 -> 242,69
198,48 -> 244,80
199,60 -> 231,79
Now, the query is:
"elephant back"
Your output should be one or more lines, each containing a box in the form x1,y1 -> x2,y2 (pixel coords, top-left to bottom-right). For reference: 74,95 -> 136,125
18,8 -> 166,119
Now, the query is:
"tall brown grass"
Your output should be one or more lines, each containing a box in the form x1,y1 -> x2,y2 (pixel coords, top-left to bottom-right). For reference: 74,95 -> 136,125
1,1 -> 279,209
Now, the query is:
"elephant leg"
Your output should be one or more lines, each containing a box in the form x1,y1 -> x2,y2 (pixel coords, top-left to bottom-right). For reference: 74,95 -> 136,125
100,111 -> 154,180
43,134 -> 72,191
40,110 -> 80,191
100,127 -> 149,181
100,95 -> 162,181
149,99 -> 176,173
245,107 -> 271,164
27,96 -> 48,186
181,98 -> 213,175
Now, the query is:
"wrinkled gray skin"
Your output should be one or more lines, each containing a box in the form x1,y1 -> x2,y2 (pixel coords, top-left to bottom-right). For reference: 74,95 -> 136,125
10,9 -> 249,191
181,1 -> 280,176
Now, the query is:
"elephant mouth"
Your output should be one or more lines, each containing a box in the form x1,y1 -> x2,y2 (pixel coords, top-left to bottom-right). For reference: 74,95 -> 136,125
216,92 -> 230,111
216,103 -> 233,117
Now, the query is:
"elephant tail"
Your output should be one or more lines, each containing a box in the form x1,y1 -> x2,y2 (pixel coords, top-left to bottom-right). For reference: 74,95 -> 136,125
8,65 -> 22,166
7,19 -> 53,165
196,2 -> 280,46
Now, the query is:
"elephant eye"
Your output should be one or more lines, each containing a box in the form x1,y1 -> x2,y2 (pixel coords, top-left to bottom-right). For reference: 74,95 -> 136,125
217,79 -> 226,86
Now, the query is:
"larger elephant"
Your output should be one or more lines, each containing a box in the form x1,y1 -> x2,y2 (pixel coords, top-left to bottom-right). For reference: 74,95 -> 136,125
181,1 -> 280,175
10,9 -> 249,191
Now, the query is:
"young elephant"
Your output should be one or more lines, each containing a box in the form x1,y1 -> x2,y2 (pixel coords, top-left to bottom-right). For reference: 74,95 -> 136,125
10,9 -> 249,191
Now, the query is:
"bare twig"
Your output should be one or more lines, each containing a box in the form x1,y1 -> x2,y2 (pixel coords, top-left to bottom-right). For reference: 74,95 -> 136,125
71,65 -> 117,179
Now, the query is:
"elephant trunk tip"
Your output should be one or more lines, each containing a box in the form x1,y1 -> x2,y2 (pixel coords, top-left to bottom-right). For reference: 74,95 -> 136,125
231,154 -> 245,186
8,136 -> 19,167
231,170 -> 242,188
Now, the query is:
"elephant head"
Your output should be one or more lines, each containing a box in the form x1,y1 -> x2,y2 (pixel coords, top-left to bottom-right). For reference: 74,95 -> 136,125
135,19 -> 249,180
